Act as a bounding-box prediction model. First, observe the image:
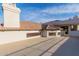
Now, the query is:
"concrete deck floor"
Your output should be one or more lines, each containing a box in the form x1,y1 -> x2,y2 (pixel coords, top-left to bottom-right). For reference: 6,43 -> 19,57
4,36 -> 79,56
53,37 -> 79,56
0,37 -> 49,55
0,36 -> 66,56
7,37 -> 66,56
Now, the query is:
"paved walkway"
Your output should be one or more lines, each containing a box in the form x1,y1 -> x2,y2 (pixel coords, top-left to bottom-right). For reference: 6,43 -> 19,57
53,37 -> 79,56
1,36 -> 66,56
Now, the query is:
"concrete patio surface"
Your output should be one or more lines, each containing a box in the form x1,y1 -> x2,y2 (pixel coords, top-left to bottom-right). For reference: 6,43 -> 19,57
0,37 -> 49,55
6,37 -> 66,56
0,36 -> 66,56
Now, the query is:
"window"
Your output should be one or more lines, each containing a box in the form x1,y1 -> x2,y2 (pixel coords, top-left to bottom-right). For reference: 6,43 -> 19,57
49,32 -> 56,36
27,32 -> 40,37
58,32 -> 61,35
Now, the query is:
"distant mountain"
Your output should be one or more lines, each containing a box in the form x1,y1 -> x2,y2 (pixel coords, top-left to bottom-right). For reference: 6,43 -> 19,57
43,15 -> 79,25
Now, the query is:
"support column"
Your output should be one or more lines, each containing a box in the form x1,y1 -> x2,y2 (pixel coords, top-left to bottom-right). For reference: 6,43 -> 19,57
68,25 -> 72,36
56,31 -> 58,37
47,31 -> 49,37
68,26 -> 71,34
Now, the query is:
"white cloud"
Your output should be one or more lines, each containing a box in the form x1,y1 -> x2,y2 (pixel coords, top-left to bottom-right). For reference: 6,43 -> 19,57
22,8 -> 71,23
42,4 -> 79,14
22,4 -> 79,23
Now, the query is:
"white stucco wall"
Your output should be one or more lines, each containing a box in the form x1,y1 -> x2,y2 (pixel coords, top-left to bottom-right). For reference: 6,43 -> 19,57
2,4 -> 21,28
0,31 -> 40,44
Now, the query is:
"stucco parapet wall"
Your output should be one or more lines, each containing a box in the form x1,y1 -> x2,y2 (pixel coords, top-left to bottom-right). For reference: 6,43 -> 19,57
2,4 -> 21,13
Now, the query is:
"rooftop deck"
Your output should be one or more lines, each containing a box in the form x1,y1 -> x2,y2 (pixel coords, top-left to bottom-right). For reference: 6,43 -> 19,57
0,36 -> 66,56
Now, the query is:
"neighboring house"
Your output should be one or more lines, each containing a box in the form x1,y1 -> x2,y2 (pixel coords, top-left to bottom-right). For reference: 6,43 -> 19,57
41,24 -> 61,37
44,16 -> 79,37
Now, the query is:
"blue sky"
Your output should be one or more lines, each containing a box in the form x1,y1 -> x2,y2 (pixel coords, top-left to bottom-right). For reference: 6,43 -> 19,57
0,3 -> 79,23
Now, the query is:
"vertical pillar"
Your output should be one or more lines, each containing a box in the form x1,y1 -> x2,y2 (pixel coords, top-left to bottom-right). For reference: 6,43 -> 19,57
47,31 -> 49,37
68,26 -> 71,34
56,31 -> 58,37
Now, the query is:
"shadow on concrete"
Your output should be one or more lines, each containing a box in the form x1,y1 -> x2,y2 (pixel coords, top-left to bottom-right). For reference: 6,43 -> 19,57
52,37 -> 79,56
